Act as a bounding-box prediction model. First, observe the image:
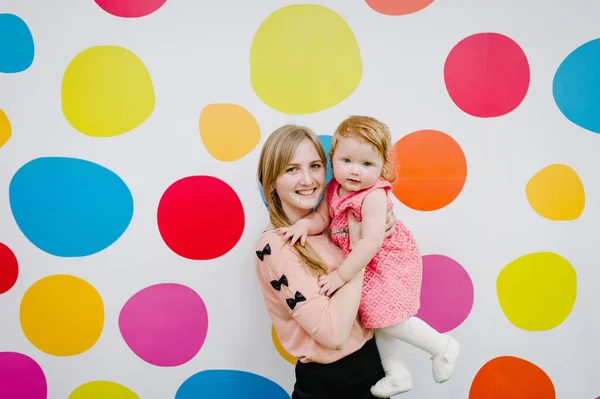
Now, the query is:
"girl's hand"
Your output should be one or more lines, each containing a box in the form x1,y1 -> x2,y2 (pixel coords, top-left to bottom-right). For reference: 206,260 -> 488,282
276,221 -> 310,246
317,271 -> 345,297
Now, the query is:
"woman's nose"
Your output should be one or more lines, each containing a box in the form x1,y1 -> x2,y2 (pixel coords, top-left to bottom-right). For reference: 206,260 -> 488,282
300,169 -> 312,184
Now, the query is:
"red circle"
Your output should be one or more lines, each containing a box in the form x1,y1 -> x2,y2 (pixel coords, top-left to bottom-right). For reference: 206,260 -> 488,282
158,176 -> 245,260
444,33 -> 530,117
0,243 -> 18,294
94,0 -> 167,18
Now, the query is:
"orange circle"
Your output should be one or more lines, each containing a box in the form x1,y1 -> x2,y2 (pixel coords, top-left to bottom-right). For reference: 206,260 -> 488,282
365,0 -> 436,16
469,356 -> 555,399
390,130 -> 467,211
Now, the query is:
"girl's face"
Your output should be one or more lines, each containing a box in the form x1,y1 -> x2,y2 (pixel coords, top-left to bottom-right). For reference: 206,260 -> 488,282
332,136 -> 383,193
273,138 -> 326,223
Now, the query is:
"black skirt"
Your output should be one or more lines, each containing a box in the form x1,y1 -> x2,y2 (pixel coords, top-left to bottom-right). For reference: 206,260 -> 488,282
292,338 -> 387,399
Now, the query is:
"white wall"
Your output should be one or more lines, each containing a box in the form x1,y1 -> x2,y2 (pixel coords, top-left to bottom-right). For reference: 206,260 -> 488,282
1,0 -> 598,398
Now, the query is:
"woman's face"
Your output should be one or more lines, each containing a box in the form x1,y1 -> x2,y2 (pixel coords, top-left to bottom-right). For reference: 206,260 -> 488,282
273,138 -> 326,223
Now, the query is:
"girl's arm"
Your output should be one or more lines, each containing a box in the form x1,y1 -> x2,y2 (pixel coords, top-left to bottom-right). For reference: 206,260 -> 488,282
319,189 -> 387,296
314,187 -> 331,229
278,182 -> 332,246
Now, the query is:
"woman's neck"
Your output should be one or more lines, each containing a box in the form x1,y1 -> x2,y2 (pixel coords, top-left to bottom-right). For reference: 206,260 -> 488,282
282,203 -> 312,224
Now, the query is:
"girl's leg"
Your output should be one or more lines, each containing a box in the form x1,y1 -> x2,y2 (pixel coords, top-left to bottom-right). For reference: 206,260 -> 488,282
371,329 -> 412,398
379,317 -> 460,383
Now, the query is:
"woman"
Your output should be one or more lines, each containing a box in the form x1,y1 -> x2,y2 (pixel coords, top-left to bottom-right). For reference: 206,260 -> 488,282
255,124 -> 397,399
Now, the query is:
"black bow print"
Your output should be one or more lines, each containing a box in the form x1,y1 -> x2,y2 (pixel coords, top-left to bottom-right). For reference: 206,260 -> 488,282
286,291 -> 306,310
270,274 -> 288,291
256,243 -> 271,261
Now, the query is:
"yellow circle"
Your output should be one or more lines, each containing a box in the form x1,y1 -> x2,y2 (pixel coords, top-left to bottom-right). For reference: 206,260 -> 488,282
497,252 -> 576,331
0,108 -> 11,148
250,4 -> 362,114
69,381 -> 139,399
20,275 -> 104,356
199,103 -> 261,162
62,45 -> 155,137
271,324 -> 297,365
526,164 -> 585,220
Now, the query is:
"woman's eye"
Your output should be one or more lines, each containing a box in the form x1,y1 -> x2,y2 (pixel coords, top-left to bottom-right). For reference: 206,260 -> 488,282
310,163 -> 321,169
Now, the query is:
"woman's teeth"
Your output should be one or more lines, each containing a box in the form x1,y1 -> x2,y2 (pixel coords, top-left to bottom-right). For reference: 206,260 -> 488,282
297,188 -> 315,196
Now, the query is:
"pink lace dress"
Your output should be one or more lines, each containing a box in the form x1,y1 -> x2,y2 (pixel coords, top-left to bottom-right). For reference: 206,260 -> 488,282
327,178 -> 422,328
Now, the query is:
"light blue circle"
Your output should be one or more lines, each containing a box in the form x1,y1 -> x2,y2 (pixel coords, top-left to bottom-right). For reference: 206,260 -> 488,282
318,134 -> 333,184
9,157 -> 134,257
175,370 -> 290,399
553,38 -> 600,134
0,14 -> 34,73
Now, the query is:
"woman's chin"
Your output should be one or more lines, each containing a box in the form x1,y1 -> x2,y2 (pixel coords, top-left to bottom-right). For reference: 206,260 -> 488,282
294,193 -> 321,209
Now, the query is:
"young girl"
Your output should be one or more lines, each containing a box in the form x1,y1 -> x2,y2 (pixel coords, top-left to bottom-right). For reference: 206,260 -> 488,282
277,116 -> 460,398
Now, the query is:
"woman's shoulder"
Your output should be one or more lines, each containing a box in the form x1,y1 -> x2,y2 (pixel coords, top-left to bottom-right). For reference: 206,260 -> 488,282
255,229 -> 297,266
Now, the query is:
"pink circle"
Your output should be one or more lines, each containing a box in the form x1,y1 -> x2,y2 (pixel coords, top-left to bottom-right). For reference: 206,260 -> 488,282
119,283 -> 208,367
157,176 -> 245,260
415,255 -> 474,333
94,0 -> 167,18
0,352 -> 47,399
444,33 -> 530,117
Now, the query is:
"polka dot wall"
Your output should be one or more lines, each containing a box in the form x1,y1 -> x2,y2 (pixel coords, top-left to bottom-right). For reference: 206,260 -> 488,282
0,0 -> 598,398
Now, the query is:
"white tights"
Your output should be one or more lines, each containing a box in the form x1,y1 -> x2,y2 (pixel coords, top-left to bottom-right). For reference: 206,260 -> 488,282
374,316 -> 447,377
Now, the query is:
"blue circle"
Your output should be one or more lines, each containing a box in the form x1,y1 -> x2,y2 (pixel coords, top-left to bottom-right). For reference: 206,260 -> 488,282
9,157 -> 134,257
0,14 -> 34,73
553,38 -> 600,134
175,370 -> 290,399
259,134 -> 333,208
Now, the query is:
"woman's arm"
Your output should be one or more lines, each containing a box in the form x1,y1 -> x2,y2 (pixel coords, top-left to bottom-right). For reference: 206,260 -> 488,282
326,268 -> 365,349
255,234 -> 364,350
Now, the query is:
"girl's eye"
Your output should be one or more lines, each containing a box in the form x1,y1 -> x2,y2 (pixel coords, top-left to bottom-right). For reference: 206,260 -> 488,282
343,159 -> 350,163
363,162 -> 371,167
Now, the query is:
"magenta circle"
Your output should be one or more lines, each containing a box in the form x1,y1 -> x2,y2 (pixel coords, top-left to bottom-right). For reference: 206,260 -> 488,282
0,352 -> 47,399
415,254 -> 474,332
119,283 -> 208,366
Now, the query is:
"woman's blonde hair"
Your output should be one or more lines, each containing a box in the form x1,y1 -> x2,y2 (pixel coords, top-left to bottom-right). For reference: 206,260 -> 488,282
257,124 -> 328,275
331,115 -> 396,182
